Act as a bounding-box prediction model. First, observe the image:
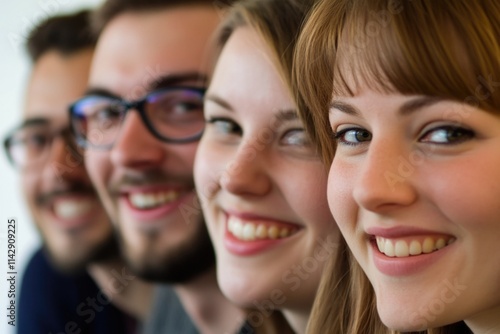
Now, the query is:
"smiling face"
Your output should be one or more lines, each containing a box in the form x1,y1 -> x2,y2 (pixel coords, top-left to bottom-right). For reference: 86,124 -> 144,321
22,49 -> 116,273
84,6 -> 221,282
328,85 -> 500,331
195,27 -> 339,313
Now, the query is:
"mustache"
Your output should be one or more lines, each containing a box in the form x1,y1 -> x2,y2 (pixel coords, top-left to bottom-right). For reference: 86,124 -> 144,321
108,170 -> 195,196
36,182 -> 97,206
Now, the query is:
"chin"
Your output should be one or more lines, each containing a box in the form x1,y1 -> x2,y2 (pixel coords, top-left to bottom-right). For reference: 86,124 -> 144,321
378,305 -> 438,332
218,270 -> 268,308
46,250 -> 89,274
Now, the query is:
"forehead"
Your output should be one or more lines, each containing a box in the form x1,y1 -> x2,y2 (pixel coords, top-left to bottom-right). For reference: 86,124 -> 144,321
24,49 -> 93,124
208,27 -> 294,111
90,5 -> 221,98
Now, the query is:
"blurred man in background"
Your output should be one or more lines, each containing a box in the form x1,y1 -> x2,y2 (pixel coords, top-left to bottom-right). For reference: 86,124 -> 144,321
70,1 -> 251,332
4,10 -> 151,334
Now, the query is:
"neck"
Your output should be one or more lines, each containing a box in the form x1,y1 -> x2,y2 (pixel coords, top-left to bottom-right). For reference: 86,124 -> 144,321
282,307 -> 311,334
466,305 -> 500,334
87,257 -> 154,321
174,267 -> 246,334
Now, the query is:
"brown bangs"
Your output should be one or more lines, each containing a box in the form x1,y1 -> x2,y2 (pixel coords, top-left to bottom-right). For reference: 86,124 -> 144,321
334,0 -> 500,113
295,0 -> 500,164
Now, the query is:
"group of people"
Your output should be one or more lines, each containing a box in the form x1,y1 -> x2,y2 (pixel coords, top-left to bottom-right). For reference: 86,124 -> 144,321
4,0 -> 499,333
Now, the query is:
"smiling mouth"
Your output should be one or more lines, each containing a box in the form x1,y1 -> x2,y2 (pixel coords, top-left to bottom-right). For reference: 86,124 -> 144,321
128,190 -> 182,210
53,198 -> 94,220
374,236 -> 456,257
227,215 -> 299,241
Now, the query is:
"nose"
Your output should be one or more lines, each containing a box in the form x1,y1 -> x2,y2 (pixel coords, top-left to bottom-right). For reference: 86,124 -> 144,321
220,139 -> 272,197
352,139 -> 417,213
110,110 -> 166,170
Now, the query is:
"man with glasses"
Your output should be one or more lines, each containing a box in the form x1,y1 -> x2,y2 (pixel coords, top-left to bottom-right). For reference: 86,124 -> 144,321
69,0 -> 252,333
4,11 -> 146,334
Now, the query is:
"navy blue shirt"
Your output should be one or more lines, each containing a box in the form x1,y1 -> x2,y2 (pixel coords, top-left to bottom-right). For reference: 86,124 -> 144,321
18,248 -> 136,334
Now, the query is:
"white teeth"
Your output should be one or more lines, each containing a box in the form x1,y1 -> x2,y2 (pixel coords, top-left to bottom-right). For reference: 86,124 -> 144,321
54,199 -> 93,219
395,240 -> 409,257
384,239 -> 395,257
227,216 -> 296,241
268,226 -> 279,239
409,240 -> 422,255
242,224 -> 256,241
422,238 -> 434,253
232,220 -> 243,237
256,224 -> 267,239
129,190 -> 180,209
375,236 -> 455,257
280,228 -> 290,238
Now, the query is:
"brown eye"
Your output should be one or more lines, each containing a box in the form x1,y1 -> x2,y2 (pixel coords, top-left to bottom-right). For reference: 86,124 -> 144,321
420,126 -> 474,144
334,128 -> 372,145
206,117 -> 242,135
280,129 -> 311,147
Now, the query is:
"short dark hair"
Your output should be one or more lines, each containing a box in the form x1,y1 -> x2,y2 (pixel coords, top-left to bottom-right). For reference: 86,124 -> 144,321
91,0 -> 236,35
27,10 -> 96,63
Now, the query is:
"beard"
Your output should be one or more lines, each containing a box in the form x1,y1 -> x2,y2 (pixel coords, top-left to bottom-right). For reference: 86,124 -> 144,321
43,230 -> 121,275
35,181 -> 121,274
117,217 -> 215,283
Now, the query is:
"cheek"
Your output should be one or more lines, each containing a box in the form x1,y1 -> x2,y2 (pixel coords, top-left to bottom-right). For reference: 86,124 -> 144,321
21,169 -> 40,198
172,142 -> 198,171
426,163 -> 500,231
84,151 -> 111,194
327,160 -> 353,232
289,167 -> 335,228
194,141 -> 221,201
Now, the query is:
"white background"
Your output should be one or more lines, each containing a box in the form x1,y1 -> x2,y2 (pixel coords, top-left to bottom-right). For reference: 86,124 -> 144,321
0,1 -> 103,333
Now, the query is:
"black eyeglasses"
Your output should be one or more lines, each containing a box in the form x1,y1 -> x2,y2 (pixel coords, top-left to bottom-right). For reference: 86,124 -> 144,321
68,86 -> 206,150
3,121 -> 81,169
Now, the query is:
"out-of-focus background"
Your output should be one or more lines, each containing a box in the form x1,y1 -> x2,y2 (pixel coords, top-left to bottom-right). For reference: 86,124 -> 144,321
0,1 -> 103,333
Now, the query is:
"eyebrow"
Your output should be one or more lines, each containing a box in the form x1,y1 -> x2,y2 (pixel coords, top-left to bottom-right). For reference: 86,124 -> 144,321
85,72 -> 208,100
16,117 -> 50,130
6,118 -> 50,136
204,94 -> 234,111
275,109 -> 299,123
205,94 -> 299,122
399,96 -> 443,115
330,96 -> 444,116
149,72 -> 208,91
84,87 -> 119,99
330,100 -> 358,116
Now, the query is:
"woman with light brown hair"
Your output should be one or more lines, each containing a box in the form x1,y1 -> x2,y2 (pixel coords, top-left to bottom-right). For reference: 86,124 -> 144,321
294,0 -> 500,333
194,0 -> 356,333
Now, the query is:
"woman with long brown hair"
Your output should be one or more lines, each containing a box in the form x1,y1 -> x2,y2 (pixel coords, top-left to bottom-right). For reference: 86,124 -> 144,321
194,0 -> 351,333
295,0 -> 500,333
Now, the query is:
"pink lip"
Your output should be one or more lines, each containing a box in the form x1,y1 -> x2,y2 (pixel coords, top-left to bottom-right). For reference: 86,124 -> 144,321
222,210 -> 301,256
224,210 -> 301,227
365,226 -> 453,238
120,188 -> 196,223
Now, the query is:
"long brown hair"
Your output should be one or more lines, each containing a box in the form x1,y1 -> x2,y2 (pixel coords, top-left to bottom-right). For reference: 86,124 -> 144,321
213,1 -> 342,333
294,0 -> 499,333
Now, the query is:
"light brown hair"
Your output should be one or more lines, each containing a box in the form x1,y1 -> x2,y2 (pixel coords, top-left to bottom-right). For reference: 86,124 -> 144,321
295,0 -> 500,165
294,0 -> 499,333
213,0 -> 352,333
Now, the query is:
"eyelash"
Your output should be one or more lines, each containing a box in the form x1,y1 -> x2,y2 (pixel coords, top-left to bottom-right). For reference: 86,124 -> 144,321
206,117 -> 242,135
332,127 -> 371,146
419,125 -> 475,144
332,125 -> 475,146
206,117 -> 313,151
